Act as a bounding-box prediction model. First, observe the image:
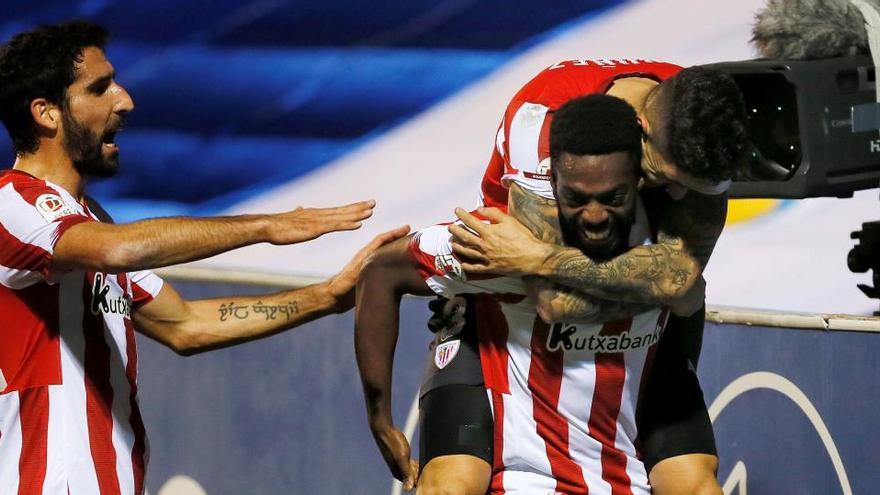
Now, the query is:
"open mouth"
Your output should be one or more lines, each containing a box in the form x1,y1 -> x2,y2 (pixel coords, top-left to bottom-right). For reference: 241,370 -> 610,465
582,225 -> 611,242
102,130 -> 118,151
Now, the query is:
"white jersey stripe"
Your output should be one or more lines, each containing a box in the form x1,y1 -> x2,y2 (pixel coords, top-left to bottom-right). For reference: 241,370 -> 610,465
0,183 -> 69,253
562,349 -> 609,494
58,272 -> 101,494
0,392 -> 22,492
106,278 -> 136,495
504,103 -> 552,199
44,385 -> 68,495
0,267 -> 44,290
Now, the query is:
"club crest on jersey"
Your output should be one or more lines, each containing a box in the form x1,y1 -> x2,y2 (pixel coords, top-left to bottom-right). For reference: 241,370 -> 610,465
434,253 -> 464,280
434,340 -> 460,369
535,157 -> 552,176
90,273 -> 132,317
35,193 -> 76,223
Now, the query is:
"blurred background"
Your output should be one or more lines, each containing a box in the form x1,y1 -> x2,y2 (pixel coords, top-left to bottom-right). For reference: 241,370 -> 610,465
3,0 -> 876,315
2,1 -> 879,494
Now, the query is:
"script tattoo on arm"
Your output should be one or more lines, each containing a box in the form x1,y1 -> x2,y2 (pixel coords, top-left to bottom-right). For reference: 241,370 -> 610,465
539,190 -> 727,304
218,301 -> 301,322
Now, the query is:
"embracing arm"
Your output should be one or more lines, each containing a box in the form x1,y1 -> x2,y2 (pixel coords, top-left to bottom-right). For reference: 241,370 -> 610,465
451,183 -> 656,322
53,200 -> 376,274
451,183 -> 723,307
132,226 -> 409,355
535,189 -> 725,304
354,236 -> 432,490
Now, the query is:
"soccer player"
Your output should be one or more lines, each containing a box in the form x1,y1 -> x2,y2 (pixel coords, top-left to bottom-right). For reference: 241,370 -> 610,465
357,93 -> 706,494
445,59 -> 746,495
367,59 -> 748,495
0,21 -> 407,494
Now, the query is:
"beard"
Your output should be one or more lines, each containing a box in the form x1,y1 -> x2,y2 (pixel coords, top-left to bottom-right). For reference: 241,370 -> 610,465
62,111 -> 119,178
558,205 -> 635,263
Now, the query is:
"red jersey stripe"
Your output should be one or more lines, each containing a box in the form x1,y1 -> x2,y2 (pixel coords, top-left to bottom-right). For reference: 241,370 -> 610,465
82,274 -> 121,495
537,108 -> 552,164
0,222 -> 52,276
490,390 -> 506,494
117,275 -> 146,494
130,280 -> 155,310
476,296 -> 511,394
528,318 -> 589,494
18,386 -> 49,495
588,320 -> 635,495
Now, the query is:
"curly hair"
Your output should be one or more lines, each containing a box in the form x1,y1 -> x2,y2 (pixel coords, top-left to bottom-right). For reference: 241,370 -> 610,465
549,93 -> 642,174
650,66 -> 749,182
0,20 -> 108,155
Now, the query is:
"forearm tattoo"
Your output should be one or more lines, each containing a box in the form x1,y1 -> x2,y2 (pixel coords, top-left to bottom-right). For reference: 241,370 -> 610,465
542,286 -> 657,324
508,183 -> 563,243
545,240 -> 696,303
508,183 -> 726,304
218,301 -> 300,321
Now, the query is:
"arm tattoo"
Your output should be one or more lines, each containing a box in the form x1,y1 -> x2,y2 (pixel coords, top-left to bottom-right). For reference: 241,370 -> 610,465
218,301 -> 300,321
535,190 -> 726,305
508,183 -> 563,243
539,286 -> 656,324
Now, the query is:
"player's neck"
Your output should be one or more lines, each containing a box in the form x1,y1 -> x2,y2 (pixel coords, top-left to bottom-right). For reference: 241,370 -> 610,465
13,143 -> 86,199
605,77 -> 658,112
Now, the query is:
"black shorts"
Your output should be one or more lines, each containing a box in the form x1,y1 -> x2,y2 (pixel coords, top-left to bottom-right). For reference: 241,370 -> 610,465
638,307 -> 717,472
419,384 -> 494,468
418,299 -> 716,473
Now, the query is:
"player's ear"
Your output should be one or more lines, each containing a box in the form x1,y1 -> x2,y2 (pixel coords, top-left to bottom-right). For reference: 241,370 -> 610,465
637,116 -> 651,142
30,98 -> 61,132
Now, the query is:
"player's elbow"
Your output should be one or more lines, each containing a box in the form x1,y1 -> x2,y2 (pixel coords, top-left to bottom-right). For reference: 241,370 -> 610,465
93,241 -> 144,274
158,321 -> 211,357
661,256 -> 701,299
167,331 -> 206,357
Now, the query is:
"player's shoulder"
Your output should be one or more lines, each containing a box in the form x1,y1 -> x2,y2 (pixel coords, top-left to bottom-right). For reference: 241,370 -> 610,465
0,169 -> 82,222
515,59 -> 681,109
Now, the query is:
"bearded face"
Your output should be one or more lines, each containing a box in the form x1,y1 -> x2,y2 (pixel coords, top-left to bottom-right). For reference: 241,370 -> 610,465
61,105 -> 122,178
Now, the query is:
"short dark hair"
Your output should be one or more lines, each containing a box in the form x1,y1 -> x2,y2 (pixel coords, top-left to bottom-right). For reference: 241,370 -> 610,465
549,93 -> 642,174
652,66 -> 749,182
0,20 -> 108,154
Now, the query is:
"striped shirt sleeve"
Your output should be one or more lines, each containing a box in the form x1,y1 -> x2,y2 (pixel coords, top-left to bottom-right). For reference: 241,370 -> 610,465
0,181 -> 93,287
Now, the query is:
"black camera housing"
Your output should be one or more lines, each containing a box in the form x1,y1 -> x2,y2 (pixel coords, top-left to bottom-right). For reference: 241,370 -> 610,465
704,55 -> 880,199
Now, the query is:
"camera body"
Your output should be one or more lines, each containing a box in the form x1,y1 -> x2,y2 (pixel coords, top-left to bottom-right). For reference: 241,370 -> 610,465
704,54 -> 879,199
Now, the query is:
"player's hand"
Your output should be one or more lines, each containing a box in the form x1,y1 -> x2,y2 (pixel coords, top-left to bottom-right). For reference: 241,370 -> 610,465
326,225 -> 411,312
264,200 -> 377,245
448,207 -> 554,277
427,296 -> 466,340
667,275 -> 705,316
371,424 -> 419,491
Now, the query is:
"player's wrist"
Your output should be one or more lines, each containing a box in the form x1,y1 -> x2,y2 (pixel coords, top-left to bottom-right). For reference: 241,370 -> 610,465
526,241 -> 560,277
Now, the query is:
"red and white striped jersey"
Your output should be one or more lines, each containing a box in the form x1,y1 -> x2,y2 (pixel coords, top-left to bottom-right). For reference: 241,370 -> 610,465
480,58 -> 682,210
0,169 -> 163,495
409,225 -> 669,495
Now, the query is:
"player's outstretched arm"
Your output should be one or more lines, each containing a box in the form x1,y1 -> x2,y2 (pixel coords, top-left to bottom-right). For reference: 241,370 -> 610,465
354,235 -> 433,491
132,226 -> 409,355
52,200 -> 377,274
450,184 -> 725,306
